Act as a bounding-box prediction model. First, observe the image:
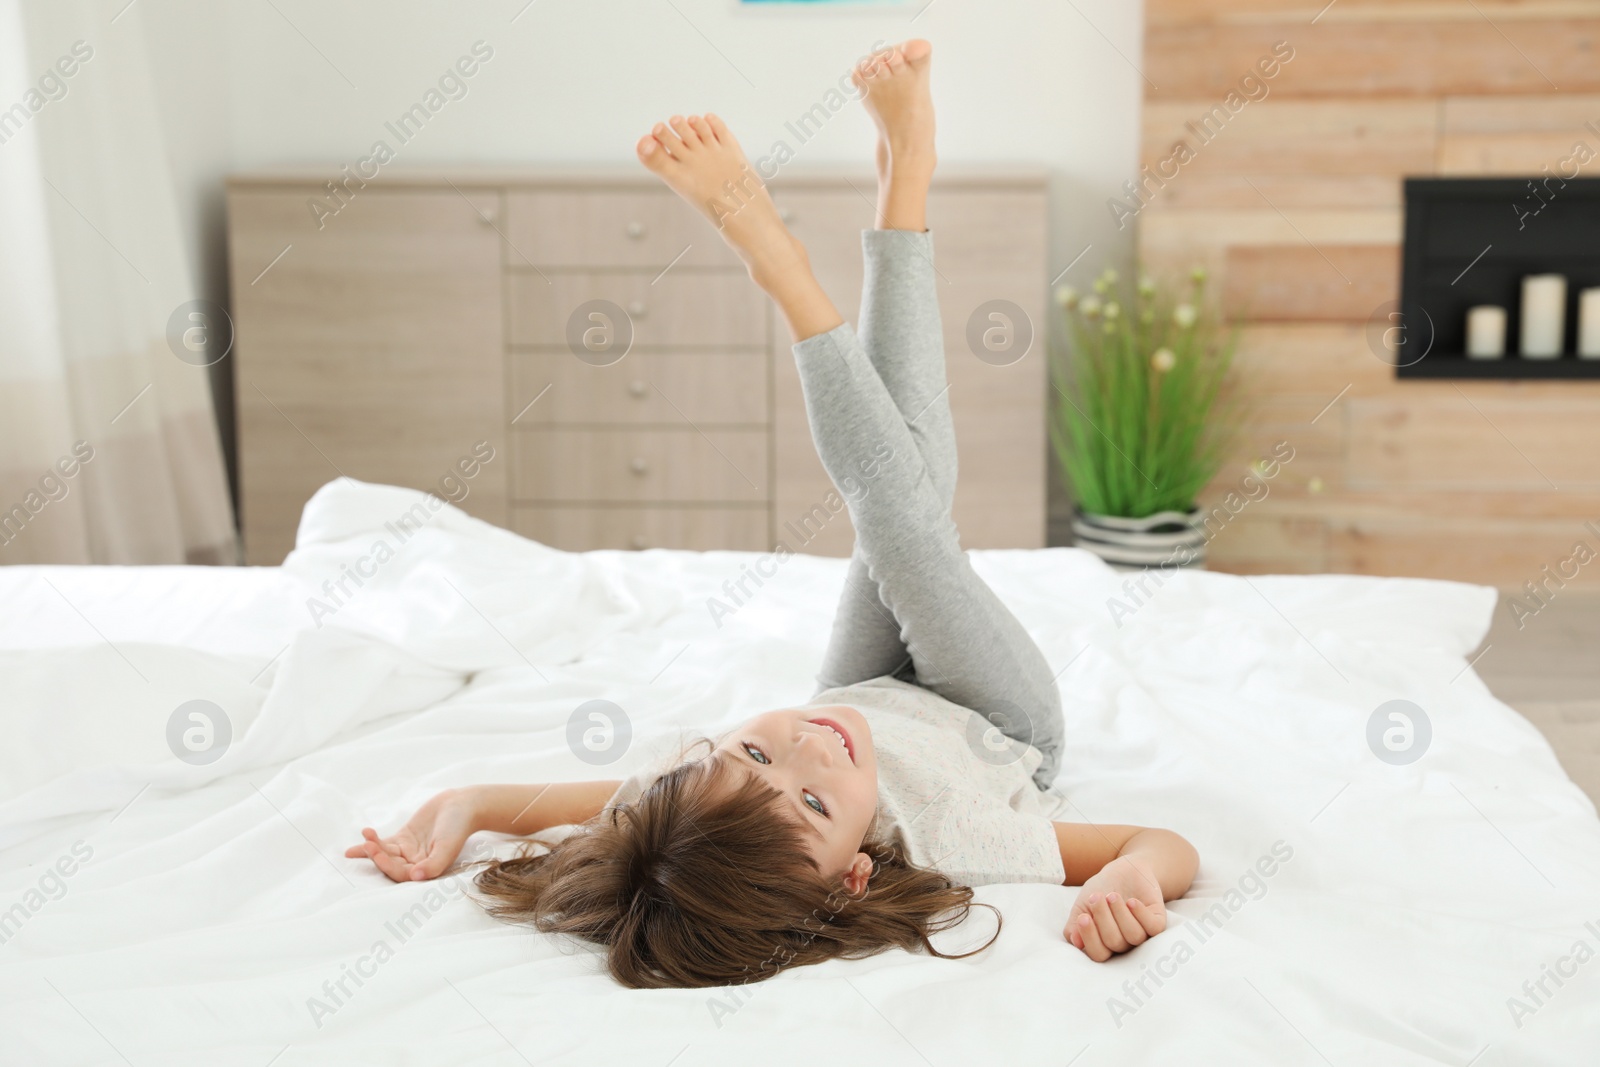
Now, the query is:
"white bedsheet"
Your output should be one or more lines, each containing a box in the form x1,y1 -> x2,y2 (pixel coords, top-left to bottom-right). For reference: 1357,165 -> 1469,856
1,479 -> 1597,1065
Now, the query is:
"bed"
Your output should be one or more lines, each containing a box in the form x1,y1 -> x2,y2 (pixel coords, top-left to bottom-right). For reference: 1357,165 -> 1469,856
2,479 -> 1597,1066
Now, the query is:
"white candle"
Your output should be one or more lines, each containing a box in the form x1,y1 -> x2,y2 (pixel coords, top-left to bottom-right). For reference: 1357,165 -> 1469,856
1580,287 -> 1600,359
1466,306 -> 1506,359
1520,274 -> 1566,358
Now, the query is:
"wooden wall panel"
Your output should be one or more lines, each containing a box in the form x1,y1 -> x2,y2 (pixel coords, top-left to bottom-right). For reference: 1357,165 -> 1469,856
1223,244 -> 1397,321
1443,94 -> 1600,134
1139,208 -> 1399,286
1229,323 -> 1394,398
1293,488 -> 1600,523
1146,175 -> 1402,211
1142,5 -> 1600,587
1147,21 -> 1600,99
1346,399 -> 1600,490
1206,516 -> 1330,574
1147,2 -> 1600,26
1142,100 -> 1439,178
1140,210 -> 1402,250
1437,134 -> 1596,175
1327,520 -> 1600,588
1218,412 -> 1345,495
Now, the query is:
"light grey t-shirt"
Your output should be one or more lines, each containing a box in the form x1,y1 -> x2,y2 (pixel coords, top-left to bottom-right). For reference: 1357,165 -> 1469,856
814,676 -> 1067,887
605,676 -> 1067,887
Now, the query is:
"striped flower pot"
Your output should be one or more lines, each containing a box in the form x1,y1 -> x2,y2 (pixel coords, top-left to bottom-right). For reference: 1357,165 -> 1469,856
1070,507 -> 1208,570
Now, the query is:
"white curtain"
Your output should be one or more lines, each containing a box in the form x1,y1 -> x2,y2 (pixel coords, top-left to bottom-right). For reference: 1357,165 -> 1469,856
0,0 -> 236,564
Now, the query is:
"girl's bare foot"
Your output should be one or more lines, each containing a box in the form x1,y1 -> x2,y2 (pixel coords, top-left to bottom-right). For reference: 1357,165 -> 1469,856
635,114 -> 806,292
636,113 -> 842,342
851,39 -> 936,231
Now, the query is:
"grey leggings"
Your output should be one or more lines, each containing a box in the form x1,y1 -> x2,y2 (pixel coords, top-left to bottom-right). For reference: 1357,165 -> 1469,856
797,229 -> 1064,787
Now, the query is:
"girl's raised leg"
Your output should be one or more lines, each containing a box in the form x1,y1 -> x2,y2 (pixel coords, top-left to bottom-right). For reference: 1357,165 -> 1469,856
818,40 -> 956,691
635,113 -> 840,344
635,66 -> 1065,785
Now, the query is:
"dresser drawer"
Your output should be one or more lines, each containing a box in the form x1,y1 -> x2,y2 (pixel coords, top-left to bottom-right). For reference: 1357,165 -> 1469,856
505,190 -> 741,269
514,428 -> 768,502
512,505 -> 769,551
508,272 -> 766,350
511,350 -> 768,426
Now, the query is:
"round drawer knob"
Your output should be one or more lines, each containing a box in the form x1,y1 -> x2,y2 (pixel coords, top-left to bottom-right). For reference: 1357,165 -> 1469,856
625,221 -> 646,240
628,379 -> 648,398
631,534 -> 648,550
626,300 -> 648,318
778,206 -> 794,223
630,457 -> 649,475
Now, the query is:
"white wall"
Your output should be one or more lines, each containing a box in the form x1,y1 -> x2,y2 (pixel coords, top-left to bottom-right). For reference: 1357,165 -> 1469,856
209,0 -> 1143,259
134,0 -> 1145,530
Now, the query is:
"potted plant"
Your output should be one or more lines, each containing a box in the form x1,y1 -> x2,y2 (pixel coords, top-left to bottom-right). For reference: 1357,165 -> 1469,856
1050,266 -> 1239,569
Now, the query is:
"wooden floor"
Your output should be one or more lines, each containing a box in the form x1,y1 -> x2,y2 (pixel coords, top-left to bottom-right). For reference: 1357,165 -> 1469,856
1474,592 -> 1600,810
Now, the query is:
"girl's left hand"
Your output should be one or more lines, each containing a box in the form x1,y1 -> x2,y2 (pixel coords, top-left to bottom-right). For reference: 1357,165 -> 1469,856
1065,855 -> 1167,961
344,788 -> 479,883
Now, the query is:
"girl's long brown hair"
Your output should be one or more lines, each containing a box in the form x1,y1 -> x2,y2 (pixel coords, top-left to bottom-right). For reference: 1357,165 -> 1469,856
474,745 -> 999,988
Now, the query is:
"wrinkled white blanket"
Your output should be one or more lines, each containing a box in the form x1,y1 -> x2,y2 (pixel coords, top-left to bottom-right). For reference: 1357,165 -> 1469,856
1,479 -> 1596,1065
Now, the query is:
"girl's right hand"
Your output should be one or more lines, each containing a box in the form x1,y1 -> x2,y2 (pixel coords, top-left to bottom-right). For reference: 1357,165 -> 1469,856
345,788 -> 479,882
1065,855 -> 1168,961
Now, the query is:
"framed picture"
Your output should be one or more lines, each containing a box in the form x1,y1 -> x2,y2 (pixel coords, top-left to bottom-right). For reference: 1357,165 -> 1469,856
740,0 -> 911,5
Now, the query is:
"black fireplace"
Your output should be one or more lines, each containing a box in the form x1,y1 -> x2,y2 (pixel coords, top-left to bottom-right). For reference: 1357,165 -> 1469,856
1398,176 -> 1600,378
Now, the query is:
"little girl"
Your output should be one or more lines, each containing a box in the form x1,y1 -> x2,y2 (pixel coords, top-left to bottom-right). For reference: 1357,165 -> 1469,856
348,39 -> 1197,988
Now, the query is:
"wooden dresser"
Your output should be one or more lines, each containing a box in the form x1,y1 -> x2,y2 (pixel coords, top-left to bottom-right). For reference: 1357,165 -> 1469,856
226,167 -> 1047,564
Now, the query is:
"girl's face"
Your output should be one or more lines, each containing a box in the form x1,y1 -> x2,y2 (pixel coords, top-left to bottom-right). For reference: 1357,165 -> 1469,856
714,704 -> 879,885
